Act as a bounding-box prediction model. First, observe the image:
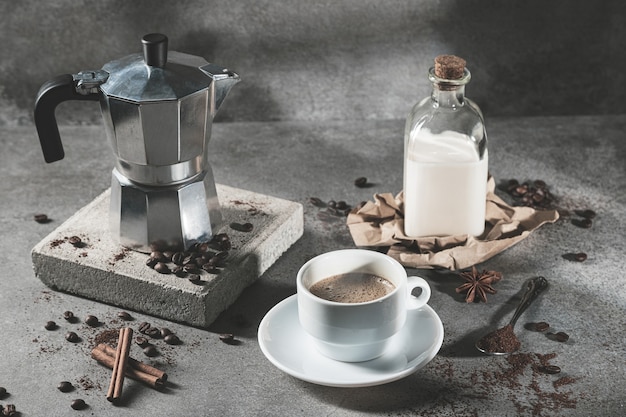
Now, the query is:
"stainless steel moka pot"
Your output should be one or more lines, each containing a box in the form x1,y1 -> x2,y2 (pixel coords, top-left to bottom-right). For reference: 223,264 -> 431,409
34,33 -> 240,252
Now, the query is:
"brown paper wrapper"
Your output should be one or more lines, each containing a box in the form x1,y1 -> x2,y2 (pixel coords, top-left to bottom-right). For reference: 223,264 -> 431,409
346,177 -> 559,270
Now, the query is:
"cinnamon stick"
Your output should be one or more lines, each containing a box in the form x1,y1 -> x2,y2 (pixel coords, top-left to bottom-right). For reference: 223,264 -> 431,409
106,327 -> 133,402
91,348 -> 165,389
95,343 -> 167,382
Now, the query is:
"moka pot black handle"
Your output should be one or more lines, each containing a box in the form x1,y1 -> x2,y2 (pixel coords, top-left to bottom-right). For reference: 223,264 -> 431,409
34,74 -> 101,163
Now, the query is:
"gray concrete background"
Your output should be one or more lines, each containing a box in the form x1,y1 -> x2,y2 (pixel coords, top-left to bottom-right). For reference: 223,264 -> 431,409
1,0 -> 626,126
1,116 -> 624,415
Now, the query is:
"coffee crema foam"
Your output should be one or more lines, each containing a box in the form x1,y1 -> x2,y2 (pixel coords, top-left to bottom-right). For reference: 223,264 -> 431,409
308,272 -> 395,303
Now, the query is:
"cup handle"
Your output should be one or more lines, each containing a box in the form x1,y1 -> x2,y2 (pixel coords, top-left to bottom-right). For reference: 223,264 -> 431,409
406,276 -> 431,310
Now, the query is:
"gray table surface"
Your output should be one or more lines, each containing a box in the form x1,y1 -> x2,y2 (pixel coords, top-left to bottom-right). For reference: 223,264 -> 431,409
1,115 -> 625,416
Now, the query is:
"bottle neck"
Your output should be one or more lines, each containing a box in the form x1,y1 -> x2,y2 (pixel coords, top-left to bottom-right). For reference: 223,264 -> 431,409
428,67 -> 471,109
431,84 -> 465,108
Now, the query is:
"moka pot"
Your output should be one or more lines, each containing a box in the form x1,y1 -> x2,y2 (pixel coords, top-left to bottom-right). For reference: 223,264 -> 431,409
34,33 -> 240,252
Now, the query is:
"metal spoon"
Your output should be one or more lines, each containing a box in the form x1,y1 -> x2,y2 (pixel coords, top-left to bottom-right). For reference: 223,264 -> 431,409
475,276 -> 549,355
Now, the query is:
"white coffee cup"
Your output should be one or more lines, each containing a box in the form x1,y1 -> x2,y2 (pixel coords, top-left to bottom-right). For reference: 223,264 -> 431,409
296,249 -> 431,362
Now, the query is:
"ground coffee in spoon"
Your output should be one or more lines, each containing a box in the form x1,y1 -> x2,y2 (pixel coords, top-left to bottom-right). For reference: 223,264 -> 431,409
477,324 -> 521,353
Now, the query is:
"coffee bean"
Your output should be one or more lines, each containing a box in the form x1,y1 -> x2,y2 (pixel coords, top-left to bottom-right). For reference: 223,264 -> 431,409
146,257 -> 158,268
63,311 -> 79,323
171,252 -> 185,265
34,213 -> 51,223
65,331 -> 80,343
217,239 -> 231,251
575,252 -> 588,262
309,197 -> 325,207
219,333 -> 236,345
68,236 -> 83,247
117,311 -> 132,321
513,184 -> 528,196
336,201 -> 348,210
84,315 -> 99,327
160,327 -> 172,337
143,345 -> 158,357
538,365 -> 562,375
229,222 -> 254,232
164,334 -> 181,345
183,264 -> 199,274
154,262 -> 170,274
547,331 -> 570,343
327,200 -> 337,209
45,320 -> 58,330
149,251 -> 165,261
354,177 -> 368,188
197,242 -> 210,253
135,336 -> 150,348
532,190 -> 545,202
70,399 -> 86,410
57,381 -> 74,392
146,327 -> 160,338
214,233 -> 230,243
2,404 -> 16,416
171,265 -> 185,277
189,274 -> 204,283
139,322 -> 161,338
0,386 -> 7,398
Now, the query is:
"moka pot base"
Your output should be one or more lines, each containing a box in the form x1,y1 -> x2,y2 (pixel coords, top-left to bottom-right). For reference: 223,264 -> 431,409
31,184 -> 303,328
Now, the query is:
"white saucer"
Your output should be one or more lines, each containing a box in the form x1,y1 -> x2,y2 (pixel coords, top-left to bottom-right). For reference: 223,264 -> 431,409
258,295 -> 444,387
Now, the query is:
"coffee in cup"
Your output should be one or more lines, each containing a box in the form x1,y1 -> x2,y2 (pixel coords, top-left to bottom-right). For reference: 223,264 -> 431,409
297,249 -> 431,362
308,272 -> 396,303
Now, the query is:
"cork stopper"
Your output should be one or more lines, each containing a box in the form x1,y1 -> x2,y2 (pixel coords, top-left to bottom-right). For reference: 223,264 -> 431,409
434,55 -> 466,80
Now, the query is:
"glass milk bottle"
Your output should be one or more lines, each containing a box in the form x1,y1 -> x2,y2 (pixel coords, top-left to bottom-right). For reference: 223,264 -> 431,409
403,55 -> 488,237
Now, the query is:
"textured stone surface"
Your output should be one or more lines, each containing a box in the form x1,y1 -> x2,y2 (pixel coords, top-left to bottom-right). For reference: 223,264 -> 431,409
32,185 -> 303,327
2,1 -> 626,126
0,117 -> 624,415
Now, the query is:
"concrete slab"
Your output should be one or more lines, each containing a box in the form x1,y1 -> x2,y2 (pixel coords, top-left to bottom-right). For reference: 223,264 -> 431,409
31,184 -> 303,327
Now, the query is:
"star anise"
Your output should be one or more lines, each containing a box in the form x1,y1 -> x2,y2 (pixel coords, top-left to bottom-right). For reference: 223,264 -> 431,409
455,266 -> 503,303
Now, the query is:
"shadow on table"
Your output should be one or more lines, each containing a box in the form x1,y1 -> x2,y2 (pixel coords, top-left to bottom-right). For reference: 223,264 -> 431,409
293,374 -> 466,414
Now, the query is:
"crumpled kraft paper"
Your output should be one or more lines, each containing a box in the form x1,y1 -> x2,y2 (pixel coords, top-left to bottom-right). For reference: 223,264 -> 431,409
346,177 -> 559,270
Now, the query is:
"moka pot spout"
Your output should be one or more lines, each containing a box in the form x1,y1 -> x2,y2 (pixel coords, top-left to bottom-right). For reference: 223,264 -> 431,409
201,63 -> 240,117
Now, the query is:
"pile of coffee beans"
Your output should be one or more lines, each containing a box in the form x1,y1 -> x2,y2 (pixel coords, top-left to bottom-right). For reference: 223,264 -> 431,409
145,233 -> 232,281
309,197 -> 365,222
136,322 -> 183,357
37,306 -> 193,411
501,179 -> 556,209
309,176 -> 372,222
